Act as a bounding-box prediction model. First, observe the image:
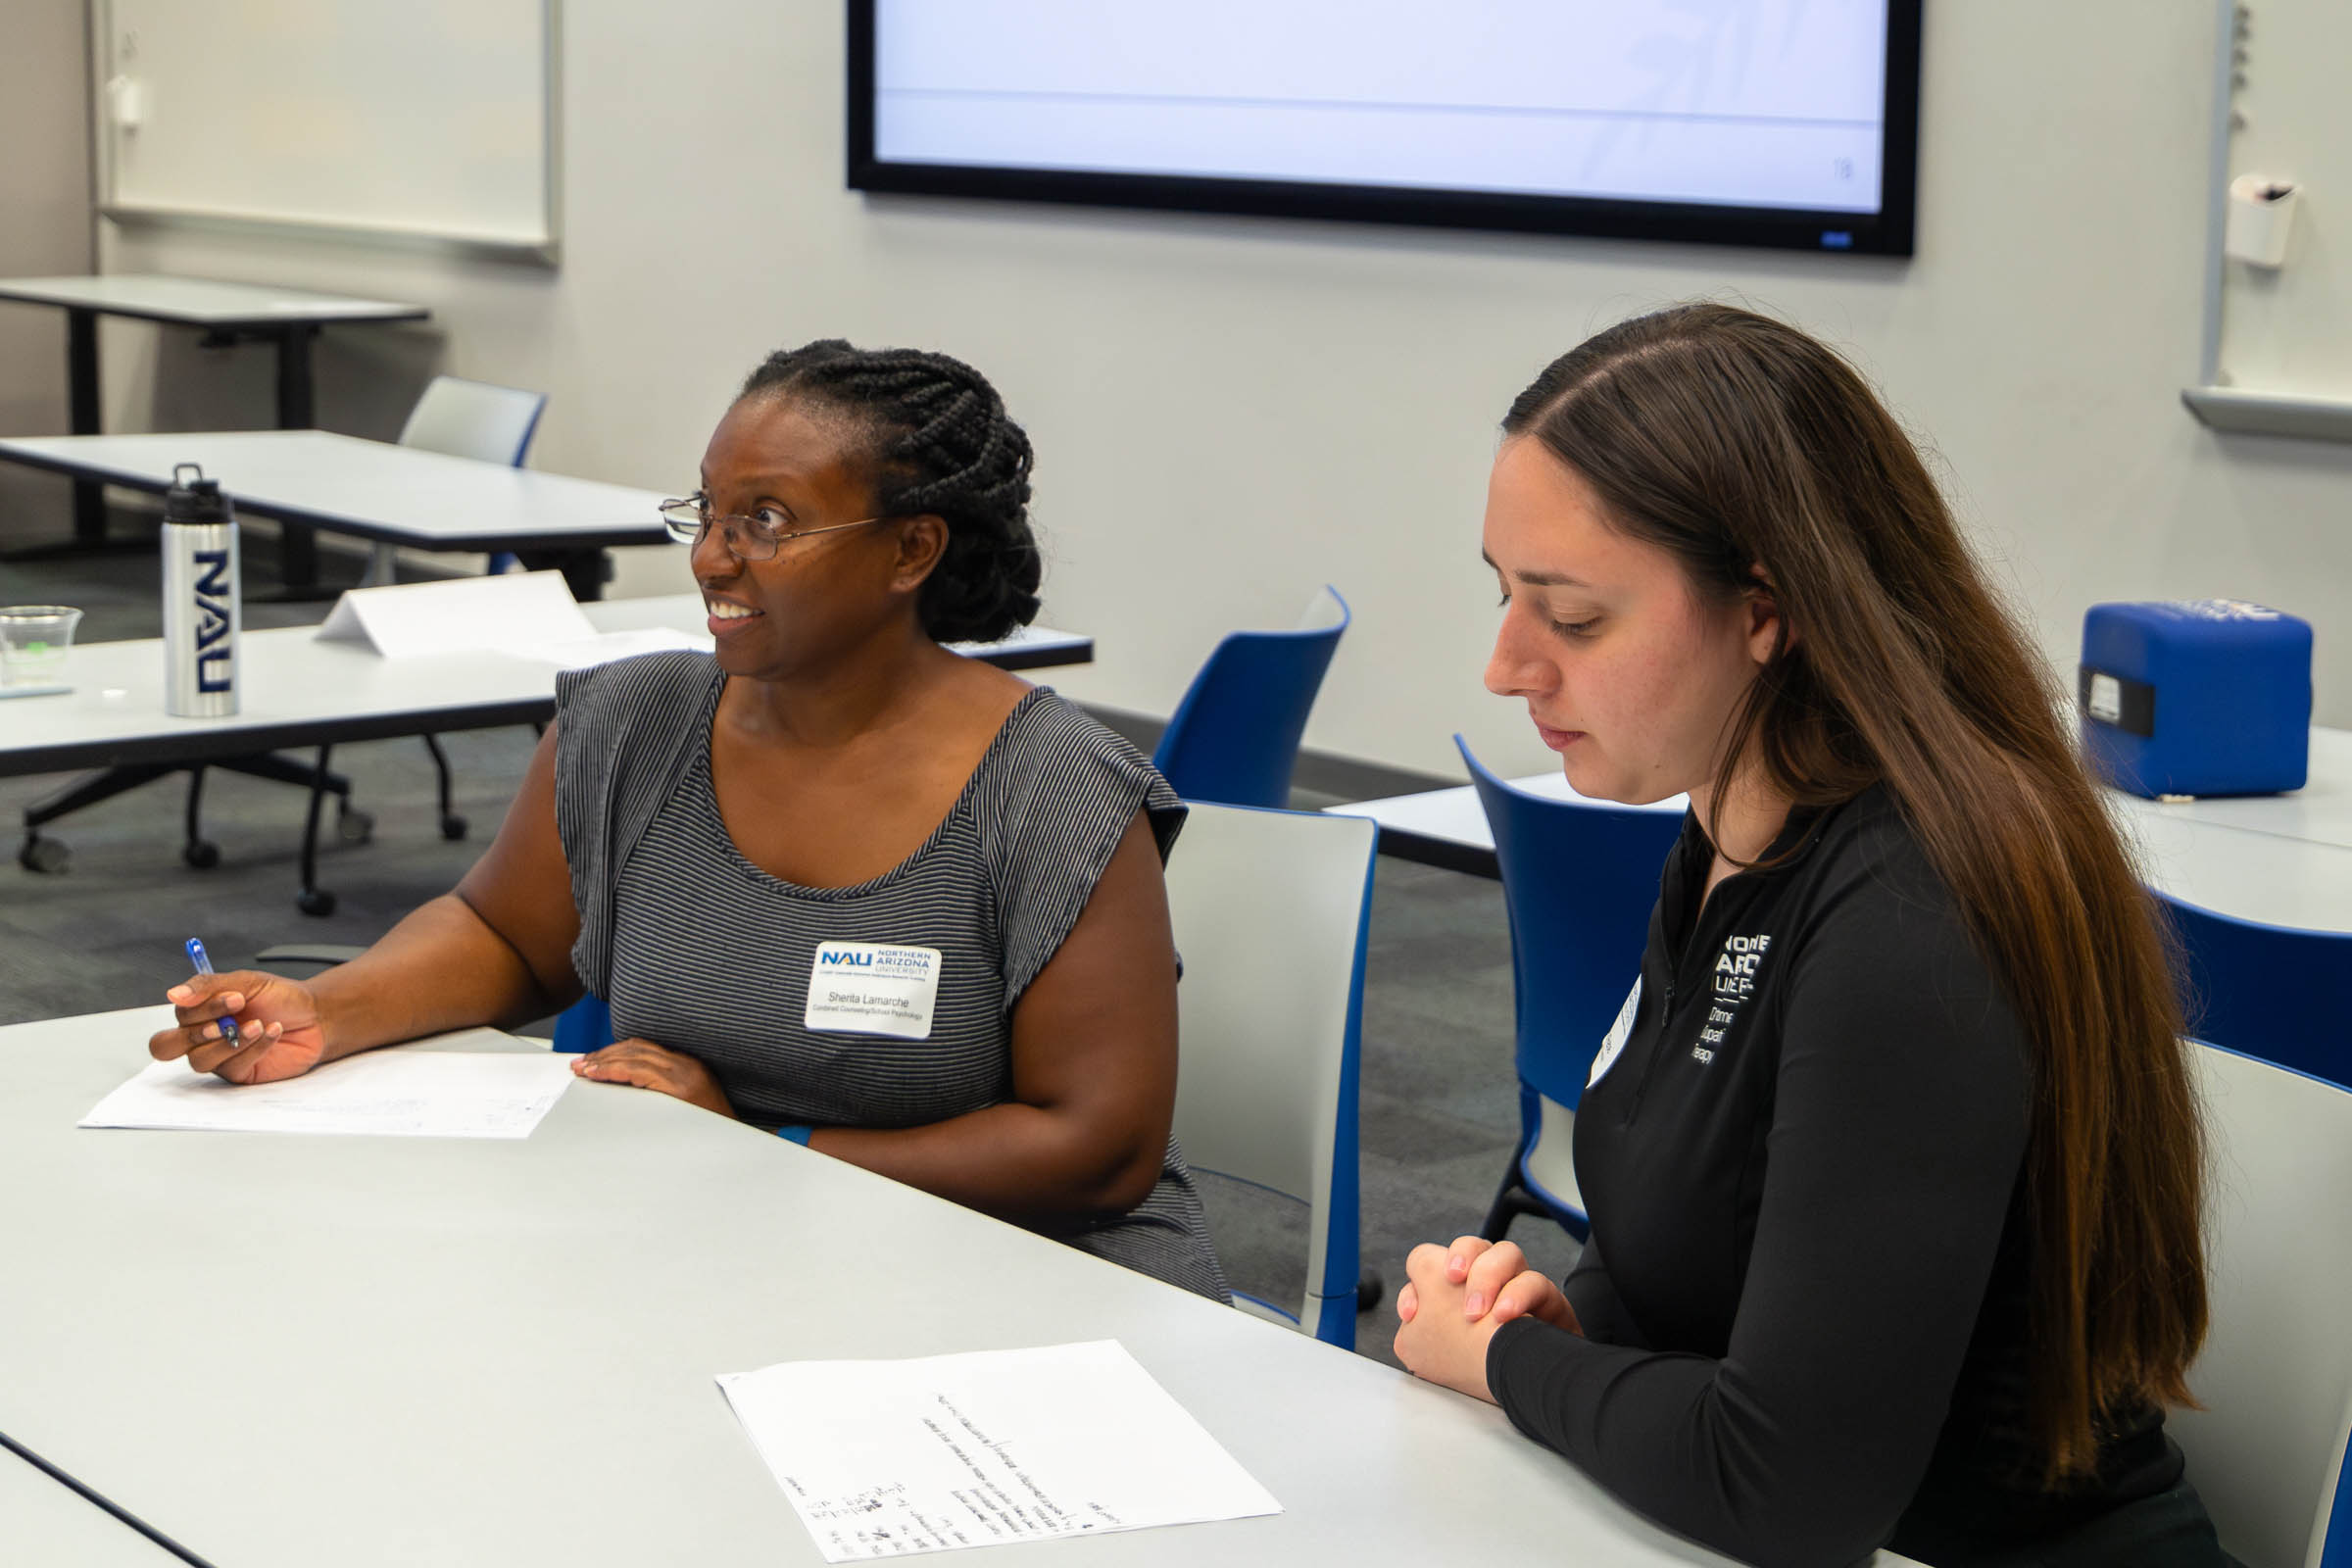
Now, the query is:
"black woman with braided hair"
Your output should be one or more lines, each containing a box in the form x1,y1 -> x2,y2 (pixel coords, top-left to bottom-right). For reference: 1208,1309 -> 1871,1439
147,340 -> 1231,1299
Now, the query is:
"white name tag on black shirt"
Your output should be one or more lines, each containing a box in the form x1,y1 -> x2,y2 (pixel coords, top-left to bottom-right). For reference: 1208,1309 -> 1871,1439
805,941 -> 943,1040
1590,975 -> 1642,1088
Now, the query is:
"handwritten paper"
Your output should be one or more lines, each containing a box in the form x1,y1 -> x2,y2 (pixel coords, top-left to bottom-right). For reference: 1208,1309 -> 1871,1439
315,571 -> 598,660
81,1046 -> 573,1138
717,1340 -> 1280,1560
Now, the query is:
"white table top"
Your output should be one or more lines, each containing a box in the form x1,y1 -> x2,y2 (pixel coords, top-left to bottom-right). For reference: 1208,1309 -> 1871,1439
1325,770 -> 1678,884
0,595 -> 1092,777
2109,798 -> 2352,932
2124,727 -> 2352,852
596,593 -> 1097,673
1330,742 -> 2352,935
1330,767 -> 1686,840
0,1008 -> 1900,1568
3,1446 -> 184,1564
0,272 -> 428,327
0,429 -> 670,552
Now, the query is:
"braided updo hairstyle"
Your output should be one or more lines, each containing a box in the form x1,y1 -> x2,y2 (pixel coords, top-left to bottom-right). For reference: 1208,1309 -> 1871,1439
737,340 -> 1042,645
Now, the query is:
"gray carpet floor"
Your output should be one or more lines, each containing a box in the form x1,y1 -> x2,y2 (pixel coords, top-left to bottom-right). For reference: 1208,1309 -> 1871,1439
0,494 -> 1581,1370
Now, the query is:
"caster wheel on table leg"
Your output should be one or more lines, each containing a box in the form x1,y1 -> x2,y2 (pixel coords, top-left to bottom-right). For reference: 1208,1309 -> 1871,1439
19,835 -> 69,874
439,813 -> 468,841
336,808 -> 374,845
182,840 -> 221,869
297,888 -> 338,917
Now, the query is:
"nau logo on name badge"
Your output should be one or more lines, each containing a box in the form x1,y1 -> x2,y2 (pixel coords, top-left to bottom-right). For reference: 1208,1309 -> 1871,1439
1589,975 -> 1642,1089
805,941 -> 943,1040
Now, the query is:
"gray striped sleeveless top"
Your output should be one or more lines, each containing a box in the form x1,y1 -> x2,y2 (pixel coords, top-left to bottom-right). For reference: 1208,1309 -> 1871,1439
554,651 -> 1228,1302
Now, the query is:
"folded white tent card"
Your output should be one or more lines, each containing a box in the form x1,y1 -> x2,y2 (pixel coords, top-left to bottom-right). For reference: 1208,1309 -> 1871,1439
316,570 -> 597,660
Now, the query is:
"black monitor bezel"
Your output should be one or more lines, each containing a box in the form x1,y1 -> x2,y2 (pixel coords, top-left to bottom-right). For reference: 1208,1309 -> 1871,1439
846,1 -> 1922,257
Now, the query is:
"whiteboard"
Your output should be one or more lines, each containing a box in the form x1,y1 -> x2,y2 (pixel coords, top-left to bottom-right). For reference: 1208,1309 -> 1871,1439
94,0 -> 559,260
2186,0 -> 2352,440
2214,0 -> 2351,398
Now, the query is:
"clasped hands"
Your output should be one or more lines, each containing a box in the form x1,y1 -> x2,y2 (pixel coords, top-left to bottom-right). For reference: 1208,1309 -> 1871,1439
1392,1235 -> 1583,1402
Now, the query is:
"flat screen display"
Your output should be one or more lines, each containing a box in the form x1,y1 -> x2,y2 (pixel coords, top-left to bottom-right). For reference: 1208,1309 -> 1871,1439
849,2 -> 1921,255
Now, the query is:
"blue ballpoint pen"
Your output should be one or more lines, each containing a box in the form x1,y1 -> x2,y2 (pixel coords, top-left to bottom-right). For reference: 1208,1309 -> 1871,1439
183,937 -> 244,1042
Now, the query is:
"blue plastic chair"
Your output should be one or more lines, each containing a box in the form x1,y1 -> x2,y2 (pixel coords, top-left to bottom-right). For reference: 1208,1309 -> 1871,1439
553,805 -> 1375,1348
1164,801 -> 1377,1348
396,374 -> 548,579
1459,737 -> 1686,1244
1152,586 -> 1348,808
552,993 -> 612,1054
366,374 -> 557,839
2332,1456 -> 2352,1568
2156,890 -> 2352,1091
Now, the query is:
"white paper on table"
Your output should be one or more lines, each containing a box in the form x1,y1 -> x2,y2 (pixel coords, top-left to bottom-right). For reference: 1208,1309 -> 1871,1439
523,626 -> 711,670
315,571 -> 597,660
81,1044 -> 574,1138
717,1340 -> 1280,1561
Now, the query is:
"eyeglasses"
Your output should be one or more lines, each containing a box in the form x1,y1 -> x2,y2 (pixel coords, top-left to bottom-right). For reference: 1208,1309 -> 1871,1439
657,495 -> 888,562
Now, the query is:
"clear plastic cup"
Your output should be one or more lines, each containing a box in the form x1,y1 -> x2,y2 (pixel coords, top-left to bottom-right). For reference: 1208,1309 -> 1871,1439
0,605 -> 83,689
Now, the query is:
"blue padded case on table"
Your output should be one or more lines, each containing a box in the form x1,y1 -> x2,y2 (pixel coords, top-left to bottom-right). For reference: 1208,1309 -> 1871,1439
2080,600 -> 2313,798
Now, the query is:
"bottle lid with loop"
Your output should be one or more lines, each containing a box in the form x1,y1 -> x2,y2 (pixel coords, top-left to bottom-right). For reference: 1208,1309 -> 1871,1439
165,463 -> 232,524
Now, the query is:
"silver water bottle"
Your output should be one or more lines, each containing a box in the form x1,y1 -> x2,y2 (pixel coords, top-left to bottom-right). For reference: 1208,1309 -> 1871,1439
162,463 -> 240,717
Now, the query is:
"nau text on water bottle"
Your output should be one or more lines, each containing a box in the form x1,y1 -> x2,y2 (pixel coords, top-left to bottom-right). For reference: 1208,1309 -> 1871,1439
193,549 -> 234,693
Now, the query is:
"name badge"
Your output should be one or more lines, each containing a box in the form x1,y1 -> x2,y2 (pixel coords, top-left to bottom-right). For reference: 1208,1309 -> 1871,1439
804,942 -> 943,1040
1589,975 -> 1642,1088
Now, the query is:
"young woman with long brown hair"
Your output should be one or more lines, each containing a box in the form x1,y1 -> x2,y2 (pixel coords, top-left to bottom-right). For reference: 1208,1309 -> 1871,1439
1391,303 -> 2222,1568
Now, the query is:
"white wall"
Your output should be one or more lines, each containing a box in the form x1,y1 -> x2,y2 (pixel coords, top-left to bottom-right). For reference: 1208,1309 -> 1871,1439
2216,0 -> 2352,399
94,0 -> 2352,776
0,0 -> 92,526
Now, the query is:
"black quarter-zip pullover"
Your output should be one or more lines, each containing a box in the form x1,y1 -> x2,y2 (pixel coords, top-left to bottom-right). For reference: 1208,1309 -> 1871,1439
1485,785 -> 2187,1568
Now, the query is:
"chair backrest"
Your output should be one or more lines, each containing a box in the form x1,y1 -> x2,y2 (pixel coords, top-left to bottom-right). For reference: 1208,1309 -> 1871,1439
1164,800 -> 1377,1348
2158,890 -> 2352,1090
1152,585 -> 1348,808
2173,1044 -> 2352,1568
1459,737 -> 1684,1114
552,804 -> 1377,1348
397,374 -> 548,467
552,993 -> 612,1054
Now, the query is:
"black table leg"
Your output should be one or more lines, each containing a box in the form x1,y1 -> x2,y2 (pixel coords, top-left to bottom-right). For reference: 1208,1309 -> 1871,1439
1,308 -> 159,563
272,326 -> 322,592
515,548 -> 611,603
296,743 -> 339,917
67,308 -> 102,542
246,325 -> 340,603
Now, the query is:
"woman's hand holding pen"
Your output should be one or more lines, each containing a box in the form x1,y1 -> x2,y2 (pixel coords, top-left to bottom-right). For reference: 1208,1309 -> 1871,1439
152,970 -> 327,1084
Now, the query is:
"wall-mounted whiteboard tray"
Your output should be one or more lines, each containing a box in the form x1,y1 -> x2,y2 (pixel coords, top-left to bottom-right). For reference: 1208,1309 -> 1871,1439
92,0 -> 561,265
2183,0 -> 2352,443
2181,386 -> 2352,442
